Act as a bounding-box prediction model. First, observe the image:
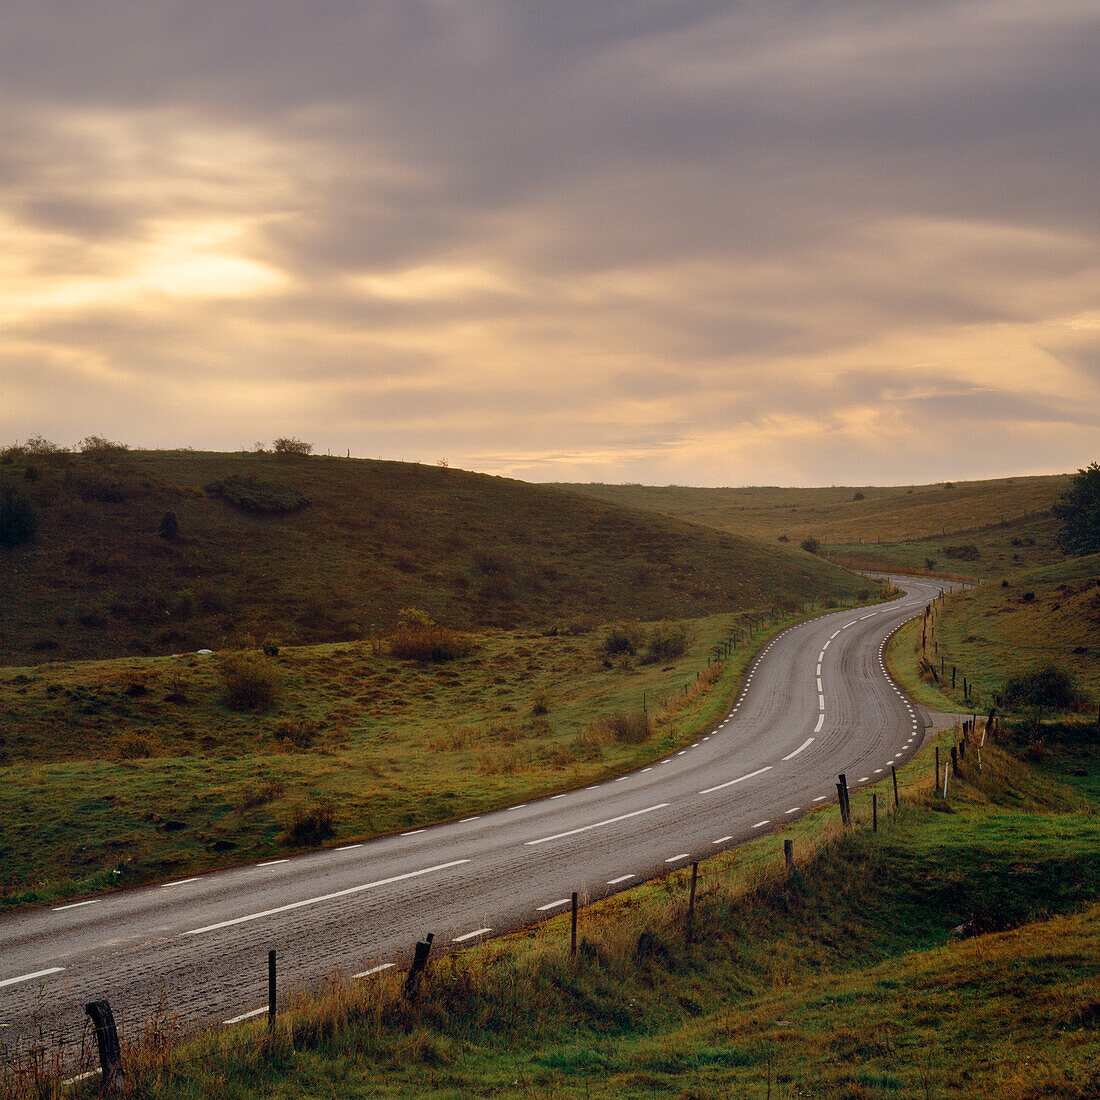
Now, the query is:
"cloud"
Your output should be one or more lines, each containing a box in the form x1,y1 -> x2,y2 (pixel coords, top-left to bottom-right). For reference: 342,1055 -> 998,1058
0,0 -> 1097,483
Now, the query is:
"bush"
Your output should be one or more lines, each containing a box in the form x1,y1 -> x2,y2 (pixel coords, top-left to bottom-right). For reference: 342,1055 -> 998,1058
220,653 -> 281,711
800,537 -> 821,554
23,434 -> 66,455
112,731 -> 155,760
205,475 -> 310,515
0,485 -> 37,546
157,511 -> 180,540
78,435 -> 128,454
285,798 -> 336,844
71,476 -> 127,503
1002,664 -> 1083,714
390,609 -> 474,661
646,621 -> 687,662
852,491 -> 864,501
531,692 -> 550,716
603,624 -> 642,658
605,711 -> 652,744
941,544 -> 980,560
273,437 -> 313,456
273,716 -> 320,749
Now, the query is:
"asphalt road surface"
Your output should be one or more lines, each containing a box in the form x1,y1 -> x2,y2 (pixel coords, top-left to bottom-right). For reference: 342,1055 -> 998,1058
0,575 -> 953,1065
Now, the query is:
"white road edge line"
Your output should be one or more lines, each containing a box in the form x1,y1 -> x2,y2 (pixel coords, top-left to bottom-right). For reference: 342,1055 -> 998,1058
751,820 -> 770,829
699,766 -> 772,795
526,803 -> 670,846
713,836 -> 733,844
665,853 -> 690,863
354,963 -> 394,979
814,714 -> 825,733
537,898 -> 571,911
183,859 -> 471,935
454,928 -> 492,942
224,1007 -> 267,1025
0,967 -> 66,990
607,874 -> 635,885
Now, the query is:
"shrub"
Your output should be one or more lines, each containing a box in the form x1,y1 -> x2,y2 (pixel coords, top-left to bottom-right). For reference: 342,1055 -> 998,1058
800,537 -> 821,554
531,691 -> 550,716
262,637 -> 280,657
604,711 -> 652,744
205,475 -> 310,515
941,544 -> 980,560
219,653 -> 281,710
777,534 -> 789,542
273,716 -> 321,749
390,610 -> 474,662
23,434 -> 66,455
112,731 -> 155,760
157,511 -> 180,540
603,624 -> 642,658
284,798 -> 336,844
71,476 -> 127,503
272,437 -> 313,456
78,435 -> 128,454
0,485 -> 37,546
1002,664 -> 1083,714
646,621 -> 687,662
852,491 -> 864,501
234,777 -> 285,811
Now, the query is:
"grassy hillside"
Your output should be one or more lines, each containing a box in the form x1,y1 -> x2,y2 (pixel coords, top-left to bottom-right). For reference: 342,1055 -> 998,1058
887,552 -> 1100,716
0,449 -> 867,665
559,475 -> 1070,579
35,727 -> 1099,1100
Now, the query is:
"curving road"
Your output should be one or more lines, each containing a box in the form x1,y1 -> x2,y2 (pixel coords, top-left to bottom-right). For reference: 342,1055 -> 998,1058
0,576 -> 951,1062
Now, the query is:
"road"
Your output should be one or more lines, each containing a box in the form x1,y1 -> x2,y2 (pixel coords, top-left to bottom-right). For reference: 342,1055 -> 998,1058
0,576 -> 951,1064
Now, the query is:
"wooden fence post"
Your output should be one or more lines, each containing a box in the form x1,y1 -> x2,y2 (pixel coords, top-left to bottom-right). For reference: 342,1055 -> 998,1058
872,792 -> 878,833
891,764 -> 899,808
951,745 -> 959,778
935,747 -> 940,792
268,949 -> 276,1030
85,1000 -> 124,1091
404,933 -> 434,996
571,892 -> 578,957
784,839 -> 793,874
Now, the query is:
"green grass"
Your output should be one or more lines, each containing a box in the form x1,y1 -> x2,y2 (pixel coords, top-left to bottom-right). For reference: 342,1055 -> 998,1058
0,598 -> 880,908
0,448 -> 867,664
558,475 -> 1068,553
886,552 -> 1100,716
26,729 -> 1097,1100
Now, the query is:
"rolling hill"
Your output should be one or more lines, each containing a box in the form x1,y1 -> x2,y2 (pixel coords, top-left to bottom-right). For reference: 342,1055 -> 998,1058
0,449 -> 868,664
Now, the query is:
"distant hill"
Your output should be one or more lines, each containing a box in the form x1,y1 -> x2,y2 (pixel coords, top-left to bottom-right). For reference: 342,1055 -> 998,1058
557,475 -> 1071,579
0,450 -> 868,664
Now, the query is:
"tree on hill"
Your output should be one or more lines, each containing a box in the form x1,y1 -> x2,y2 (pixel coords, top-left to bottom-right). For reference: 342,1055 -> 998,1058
1052,461 -> 1100,556
273,437 -> 313,456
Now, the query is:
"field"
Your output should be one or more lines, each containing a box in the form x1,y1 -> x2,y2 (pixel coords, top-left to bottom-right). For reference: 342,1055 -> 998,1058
886,552 -> 1100,717
0,449 -> 866,664
0,595 -> 883,908
560,475 -> 1070,580
28,724 -> 1098,1100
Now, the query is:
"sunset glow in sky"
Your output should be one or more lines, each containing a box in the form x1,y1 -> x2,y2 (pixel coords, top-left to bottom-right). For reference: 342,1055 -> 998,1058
2,0 -> 1098,484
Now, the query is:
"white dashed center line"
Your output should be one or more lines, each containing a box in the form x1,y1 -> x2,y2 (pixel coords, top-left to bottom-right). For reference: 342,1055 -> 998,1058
526,803 -> 670,846
607,874 -> 635,885
699,766 -> 772,795
0,967 -> 66,990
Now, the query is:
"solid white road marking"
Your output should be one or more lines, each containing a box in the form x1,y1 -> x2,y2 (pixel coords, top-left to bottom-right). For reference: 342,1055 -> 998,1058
454,928 -> 492,942
699,766 -> 772,795
0,967 -> 66,989
783,737 -> 814,761
224,1007 -> 267,1025
607,874 -> 635,884
52,900 -> 99,911
526,803 -> 670,846
354,963 -> 394,979
537,898 -> 571,911
184,860 -> 471,935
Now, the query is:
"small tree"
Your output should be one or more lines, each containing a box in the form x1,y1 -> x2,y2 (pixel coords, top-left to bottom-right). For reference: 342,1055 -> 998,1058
800,536 -> 821,554
273,437 -> 313,457
1052,461 -> 1100,556
0,485 -> 37,546
157,511 -> 180,540
1003,663 -> 1083,722
78,435 -> 128,454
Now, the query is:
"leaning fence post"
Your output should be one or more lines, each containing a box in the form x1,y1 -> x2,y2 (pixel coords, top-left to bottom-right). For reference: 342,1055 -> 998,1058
570,892 -> 578,957
85,1000 -> 124,1091
404,932 -> 434,996
784,839 -> 794,874
268,949 -> 276,1030
891,764 -> 899,808
872,792 -> 878,833
935,747 -> 940,793
951,745 -> 959,778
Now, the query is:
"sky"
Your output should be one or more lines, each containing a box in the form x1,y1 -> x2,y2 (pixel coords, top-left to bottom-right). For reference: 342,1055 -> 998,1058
1,0 -> 1098,486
